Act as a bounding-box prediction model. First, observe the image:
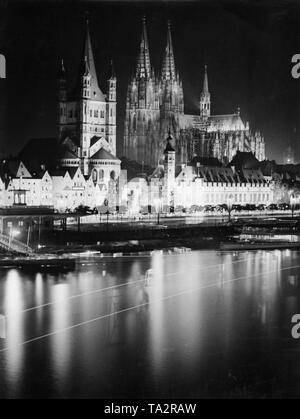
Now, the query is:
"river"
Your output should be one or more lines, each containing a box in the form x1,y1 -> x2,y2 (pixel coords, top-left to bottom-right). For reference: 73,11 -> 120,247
0,249 -> 300,398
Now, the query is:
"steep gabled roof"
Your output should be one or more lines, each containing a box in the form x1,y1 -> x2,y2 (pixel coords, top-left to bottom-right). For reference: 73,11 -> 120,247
230,151 -> 260,170
66,167 -> 79,179
58,147 -> 79,160
0,158 -> 31,179
18,138 -> 60,172
48,168 -> 68,177
90,147 -> 119,161
149,164 -> 164,179
191,156 -> 222,167
207,113 -> 246,132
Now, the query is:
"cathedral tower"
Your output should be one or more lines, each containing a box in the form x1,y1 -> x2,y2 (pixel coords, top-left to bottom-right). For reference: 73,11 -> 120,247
159,21 -> 184,128
159,21 -> 185,164
123,17 -> 160,167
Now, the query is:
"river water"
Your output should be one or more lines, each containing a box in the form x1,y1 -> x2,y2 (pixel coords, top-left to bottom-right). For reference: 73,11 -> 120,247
0,249 -> 300,398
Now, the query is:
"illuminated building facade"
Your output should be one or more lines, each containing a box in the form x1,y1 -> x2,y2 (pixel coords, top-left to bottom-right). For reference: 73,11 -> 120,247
124,19 -> 266,168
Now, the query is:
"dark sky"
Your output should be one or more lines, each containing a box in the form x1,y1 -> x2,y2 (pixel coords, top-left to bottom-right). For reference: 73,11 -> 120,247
0,0 -> 300,163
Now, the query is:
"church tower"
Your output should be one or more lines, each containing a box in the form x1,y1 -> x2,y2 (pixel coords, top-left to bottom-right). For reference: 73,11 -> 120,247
58,19 -> 117,155
200,65 -> 211,118
57,18 -> 119,178
163,130 -> 176,211
123,17 -> 160,167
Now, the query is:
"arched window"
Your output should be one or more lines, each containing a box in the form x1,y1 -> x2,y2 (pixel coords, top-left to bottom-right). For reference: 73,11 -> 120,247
99,170 -> 104,181
110,170 -> 116,180
92,169 -> 97,182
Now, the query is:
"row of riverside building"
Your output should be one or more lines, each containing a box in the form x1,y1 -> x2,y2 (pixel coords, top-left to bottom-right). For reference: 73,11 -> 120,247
0,146 -> 274,212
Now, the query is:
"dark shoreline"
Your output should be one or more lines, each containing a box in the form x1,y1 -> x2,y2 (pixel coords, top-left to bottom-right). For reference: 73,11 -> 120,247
1,221 -> 300,265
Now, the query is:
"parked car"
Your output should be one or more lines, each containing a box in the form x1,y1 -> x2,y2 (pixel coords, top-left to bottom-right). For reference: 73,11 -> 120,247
278,203 -> 290,211
203,205 -> 214,213
74,205 -> 95,215
175,205 -> 185,213
232,204 -> 242,212
189,205 -> 202,213
215,205 -> 225,213
257,204 -> 266,211
243,204 -> 256,211
267,203 -> 278,211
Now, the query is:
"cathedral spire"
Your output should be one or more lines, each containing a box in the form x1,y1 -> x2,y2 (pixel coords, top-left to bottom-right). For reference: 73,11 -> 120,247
58,58 -> 66,79
58,58 -> 67,102
136,16 -> 151,79
108,59 -> 116,80
202,64 -> 209,94
200,64 -> 211,118
82,18 -> 99,85
161,20 -> 176,81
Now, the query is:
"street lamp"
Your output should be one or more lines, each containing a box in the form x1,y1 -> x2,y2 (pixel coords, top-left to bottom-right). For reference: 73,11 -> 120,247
290,193 -> 296,219
227,194 -> 234,223
103,199 -> 109,231
155,198 -> 162,225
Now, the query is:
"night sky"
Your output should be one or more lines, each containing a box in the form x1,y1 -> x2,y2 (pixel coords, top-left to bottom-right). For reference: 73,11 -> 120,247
0,0 -> 300,163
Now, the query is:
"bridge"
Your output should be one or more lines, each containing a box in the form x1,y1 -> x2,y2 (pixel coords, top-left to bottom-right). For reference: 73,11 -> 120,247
0,232 -> 34,255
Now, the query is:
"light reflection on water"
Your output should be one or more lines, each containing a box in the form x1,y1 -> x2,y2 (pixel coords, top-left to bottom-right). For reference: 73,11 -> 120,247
0,249 -> 300,398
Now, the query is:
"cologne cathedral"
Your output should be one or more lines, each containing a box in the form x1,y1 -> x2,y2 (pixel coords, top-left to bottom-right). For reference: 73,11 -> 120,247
123,18 -> 266,168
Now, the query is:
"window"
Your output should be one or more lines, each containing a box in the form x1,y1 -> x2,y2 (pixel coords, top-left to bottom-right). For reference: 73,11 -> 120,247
99,170 -> 104,181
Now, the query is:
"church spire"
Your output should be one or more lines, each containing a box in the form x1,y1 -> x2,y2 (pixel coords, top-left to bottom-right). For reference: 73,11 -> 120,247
58,58 -> 67,102
136,16 -> 151,79
58,58 -> 66,79
202,64 -> 209,94
200,64 -> 211,118
73,17 -> 105,101
82,18 -> 99,85
161,20 -> 176,81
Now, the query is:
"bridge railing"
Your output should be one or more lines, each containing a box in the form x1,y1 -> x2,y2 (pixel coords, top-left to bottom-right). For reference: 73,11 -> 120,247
0,232 -> 33,254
